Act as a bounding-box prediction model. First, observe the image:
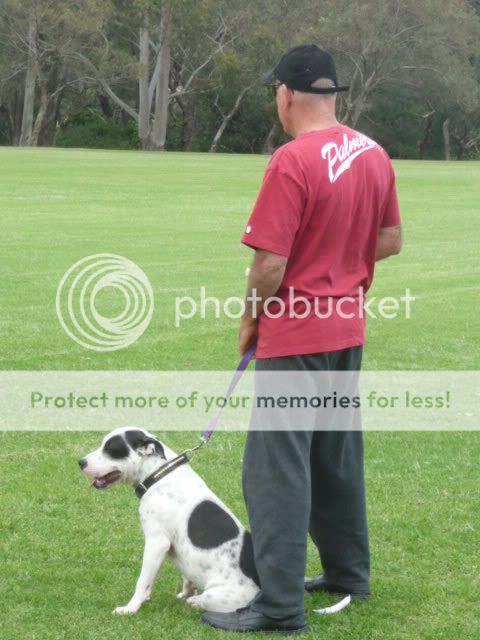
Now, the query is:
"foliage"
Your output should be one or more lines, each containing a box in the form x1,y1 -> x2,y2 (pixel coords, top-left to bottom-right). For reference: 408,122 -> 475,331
55,109 -> 139,149
0,0 -> 479,158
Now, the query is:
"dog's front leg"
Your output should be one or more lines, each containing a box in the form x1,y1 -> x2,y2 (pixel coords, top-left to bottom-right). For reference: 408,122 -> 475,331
113,534 -> 170,615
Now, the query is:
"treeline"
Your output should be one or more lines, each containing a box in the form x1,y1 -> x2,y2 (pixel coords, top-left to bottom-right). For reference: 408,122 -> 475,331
1,0 -> 479,159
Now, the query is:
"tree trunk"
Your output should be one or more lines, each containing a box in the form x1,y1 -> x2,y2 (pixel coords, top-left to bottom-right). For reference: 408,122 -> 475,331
175,95 -> 194,151
262,123 -> 277,154
11,87 -> 23,145
182,102 -> 194,151
138,19 -> 151,149
453,121 -> 468,160
343,93 -> 367,128
209,88 -> 248,153
341,68 -> 378,129
30,75 -> 48,146
442,118 -> 451,161
38,89 -> 63,146
416,110 -> 435,159
75,51 -> 138,121
97,92 -> 112,119
1,106 -> 10,144
19,13 -> 37,146
149,2 -> 172,150
4,104 -> 18,147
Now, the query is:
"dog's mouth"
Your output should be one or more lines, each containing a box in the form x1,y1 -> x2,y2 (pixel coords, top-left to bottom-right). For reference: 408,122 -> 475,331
91,470 -> 122,490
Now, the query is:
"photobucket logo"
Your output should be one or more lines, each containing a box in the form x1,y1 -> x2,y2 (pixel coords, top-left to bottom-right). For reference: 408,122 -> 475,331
56,254 -> 154,351
175,287 -> 415,326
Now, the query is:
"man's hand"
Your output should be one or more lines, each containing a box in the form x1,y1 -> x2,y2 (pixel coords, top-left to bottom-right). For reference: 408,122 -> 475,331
239,316 -> 258,356
376,225 -> 402,261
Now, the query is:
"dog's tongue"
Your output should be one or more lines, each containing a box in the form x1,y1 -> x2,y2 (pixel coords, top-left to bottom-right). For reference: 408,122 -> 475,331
90,470 -> 120,489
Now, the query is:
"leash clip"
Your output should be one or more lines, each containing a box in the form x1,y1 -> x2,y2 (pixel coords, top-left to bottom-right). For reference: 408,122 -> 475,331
177,344 -> 256,463
184,435 -> 209,460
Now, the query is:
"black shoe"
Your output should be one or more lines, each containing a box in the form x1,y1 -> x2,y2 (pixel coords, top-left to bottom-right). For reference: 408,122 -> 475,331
305,575 -> 370,600
202,606 -> 309,634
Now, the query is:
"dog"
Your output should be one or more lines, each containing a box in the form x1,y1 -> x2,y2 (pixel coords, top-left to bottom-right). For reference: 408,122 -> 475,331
79,427 -> 260,614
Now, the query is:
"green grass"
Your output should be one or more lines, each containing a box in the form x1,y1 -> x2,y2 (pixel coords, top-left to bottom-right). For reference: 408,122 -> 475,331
0,148 -> 479,639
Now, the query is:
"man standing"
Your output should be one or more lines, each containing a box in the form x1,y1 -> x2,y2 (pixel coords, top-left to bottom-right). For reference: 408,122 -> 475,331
203,44 -> 402,633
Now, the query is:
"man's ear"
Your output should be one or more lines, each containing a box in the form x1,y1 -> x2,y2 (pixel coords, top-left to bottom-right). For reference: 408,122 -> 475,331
125,430 -> 165,458
285,86 -> 295,108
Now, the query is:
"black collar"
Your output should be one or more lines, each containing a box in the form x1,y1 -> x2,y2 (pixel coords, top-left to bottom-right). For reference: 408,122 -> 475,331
135,453 -> 189,499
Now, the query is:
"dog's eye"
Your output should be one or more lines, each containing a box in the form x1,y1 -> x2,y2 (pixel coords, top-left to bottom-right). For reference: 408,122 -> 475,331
103,435 -> 129,459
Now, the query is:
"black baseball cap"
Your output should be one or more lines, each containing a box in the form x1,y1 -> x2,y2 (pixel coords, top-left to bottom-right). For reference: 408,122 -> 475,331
263,44 -> 349,94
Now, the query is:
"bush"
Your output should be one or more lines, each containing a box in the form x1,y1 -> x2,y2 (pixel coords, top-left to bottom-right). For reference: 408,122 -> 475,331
55,109 -> 139,150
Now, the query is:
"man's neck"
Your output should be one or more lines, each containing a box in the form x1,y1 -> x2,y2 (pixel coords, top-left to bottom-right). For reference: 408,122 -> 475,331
291,118 -> 340,138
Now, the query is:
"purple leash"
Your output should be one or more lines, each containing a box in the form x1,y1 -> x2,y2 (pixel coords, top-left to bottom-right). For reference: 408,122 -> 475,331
134,342 -> 257,496
184,342 -> 257,458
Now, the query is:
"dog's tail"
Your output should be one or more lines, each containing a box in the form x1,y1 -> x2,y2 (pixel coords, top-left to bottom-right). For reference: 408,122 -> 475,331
313,594 -> 351,615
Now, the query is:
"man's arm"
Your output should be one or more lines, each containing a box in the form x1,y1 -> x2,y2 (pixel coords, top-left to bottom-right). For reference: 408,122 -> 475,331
239,249 -> 287,355
376,225 -> 402,261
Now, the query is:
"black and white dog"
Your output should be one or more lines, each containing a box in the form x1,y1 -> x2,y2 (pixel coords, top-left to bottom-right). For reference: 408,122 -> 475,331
79,428 -> 260,614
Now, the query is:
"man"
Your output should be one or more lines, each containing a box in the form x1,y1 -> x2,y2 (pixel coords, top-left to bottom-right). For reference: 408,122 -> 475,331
203,44 -> 402,633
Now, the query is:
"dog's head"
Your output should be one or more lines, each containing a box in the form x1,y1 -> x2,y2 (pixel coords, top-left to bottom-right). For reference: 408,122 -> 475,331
79,428 -> 166,489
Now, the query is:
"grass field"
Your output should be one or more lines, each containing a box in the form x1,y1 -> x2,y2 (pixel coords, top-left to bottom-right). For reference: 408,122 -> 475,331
0,148 -> 479,639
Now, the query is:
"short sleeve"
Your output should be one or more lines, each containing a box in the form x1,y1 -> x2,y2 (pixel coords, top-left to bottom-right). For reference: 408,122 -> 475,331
381,163 -> 401,228
241,150 -> 306,257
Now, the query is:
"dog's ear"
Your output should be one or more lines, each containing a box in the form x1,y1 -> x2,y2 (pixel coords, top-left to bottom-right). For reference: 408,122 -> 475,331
136,440 -> 158,457
125,430 -> 165,458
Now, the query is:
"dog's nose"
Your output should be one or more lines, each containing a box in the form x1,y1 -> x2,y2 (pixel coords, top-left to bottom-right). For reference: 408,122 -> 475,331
78,458 -> 87,470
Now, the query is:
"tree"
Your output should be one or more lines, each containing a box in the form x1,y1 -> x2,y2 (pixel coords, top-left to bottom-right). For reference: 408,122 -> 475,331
74,0 -> 235,150
0,0 -> 479,157
0,0 -> 112,146
294,0 -> 480,131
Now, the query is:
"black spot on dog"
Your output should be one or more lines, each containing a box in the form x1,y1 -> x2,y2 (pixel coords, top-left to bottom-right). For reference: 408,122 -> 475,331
239,531 -> 260,586
188,500 -> 239,549
125,430 -> 165,457
103,435 -> 129,459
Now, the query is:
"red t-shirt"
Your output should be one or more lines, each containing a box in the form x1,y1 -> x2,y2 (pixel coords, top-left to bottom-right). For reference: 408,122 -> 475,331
241,125 -> 401,359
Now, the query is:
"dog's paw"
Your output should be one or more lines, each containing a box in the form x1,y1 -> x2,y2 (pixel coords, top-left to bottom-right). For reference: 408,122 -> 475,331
177,589 -> 197,600
186,595 -> 203,610
113,604 -> 139,615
